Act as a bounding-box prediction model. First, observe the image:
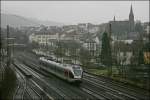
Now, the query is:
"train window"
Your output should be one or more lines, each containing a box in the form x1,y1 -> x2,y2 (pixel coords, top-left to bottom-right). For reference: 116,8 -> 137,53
60,68 -> 63,73
55,66 -> 59,72
51,64 -> 56,71
64,70 -> 68,76
73,68 -> 82,76
73,66 -> 80,70
57,67 -> 63,74
49,65 -> 53,70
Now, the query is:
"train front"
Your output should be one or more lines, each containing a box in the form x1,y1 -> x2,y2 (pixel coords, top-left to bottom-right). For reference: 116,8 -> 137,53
72,65 -> 83,82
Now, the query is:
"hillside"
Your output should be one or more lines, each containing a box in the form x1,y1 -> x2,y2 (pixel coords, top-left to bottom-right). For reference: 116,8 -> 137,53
1,13 -> 63,28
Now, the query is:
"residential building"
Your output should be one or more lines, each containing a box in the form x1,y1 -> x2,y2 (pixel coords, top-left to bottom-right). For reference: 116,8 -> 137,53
29,32 -> 59,45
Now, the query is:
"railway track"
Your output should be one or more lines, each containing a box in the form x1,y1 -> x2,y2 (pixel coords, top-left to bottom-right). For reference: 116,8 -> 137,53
17,56 -> 123,100
13,61 -> 48,100
21,60 -> 94,99
83,72 -> 150,100
15,52 -> 150,100
14,59 -> 67,99
22,54 -> 111,99
26,85 -> 41,100
16,56 -> 100,99
82,77 -> 131,100
23,90 -> 31,100
13,65 -> 26,100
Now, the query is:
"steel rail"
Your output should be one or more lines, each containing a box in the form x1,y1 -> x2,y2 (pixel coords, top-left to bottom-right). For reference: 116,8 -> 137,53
16,60 -> 65,99
17,54 -> 122,100
16,52 -> 149,100
12,65 -> 26,100
19,57 -> 96,100
83,77 -> 136,100
22,63 -> 70,99
21,58 -> 100,99
82,79 -> 123,100
13,61 -> 43,100
84,72 -> 149,100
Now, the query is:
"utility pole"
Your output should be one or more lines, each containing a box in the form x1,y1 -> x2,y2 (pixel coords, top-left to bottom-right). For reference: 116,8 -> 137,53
109,23 -> 112,76
87,23 -> 91,65
7,25 -> 11,67
46,36 -> 48,55
6,25 -> 15,67
109,23 -> 112,41
0,26 -> 2,62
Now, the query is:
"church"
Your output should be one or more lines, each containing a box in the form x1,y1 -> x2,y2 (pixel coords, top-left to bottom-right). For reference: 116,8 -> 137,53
109,5 -> 135,36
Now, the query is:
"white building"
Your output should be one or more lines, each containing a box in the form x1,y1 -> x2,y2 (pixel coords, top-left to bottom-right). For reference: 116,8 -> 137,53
117,51 -> 133,65
145,25 -> 150,35
29,33 -> 59,45
113,40 -> 134,65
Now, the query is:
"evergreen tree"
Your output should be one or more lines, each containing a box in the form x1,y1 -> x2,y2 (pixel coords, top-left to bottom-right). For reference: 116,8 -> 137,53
101,32 -> 112,75
138,50 -> 144,65
135,22 -> 144,33
79,47 -> 91,67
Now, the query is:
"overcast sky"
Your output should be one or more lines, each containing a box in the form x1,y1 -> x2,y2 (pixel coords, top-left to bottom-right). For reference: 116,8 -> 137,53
1,1 -> 149,25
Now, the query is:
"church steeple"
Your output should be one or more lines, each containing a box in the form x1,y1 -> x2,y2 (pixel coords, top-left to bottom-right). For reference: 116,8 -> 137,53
129,4 -> 134,22
129,4 -> 134,32
114,16 -> 116,22
130,5 -> 133,16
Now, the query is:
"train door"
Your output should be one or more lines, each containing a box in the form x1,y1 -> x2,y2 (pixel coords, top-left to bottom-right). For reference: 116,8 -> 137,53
64,69 -> 69,79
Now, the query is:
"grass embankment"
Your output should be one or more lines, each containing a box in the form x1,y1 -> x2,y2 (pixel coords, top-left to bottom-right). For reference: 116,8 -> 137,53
87,68 -> 149,91
88,69 -> 108,76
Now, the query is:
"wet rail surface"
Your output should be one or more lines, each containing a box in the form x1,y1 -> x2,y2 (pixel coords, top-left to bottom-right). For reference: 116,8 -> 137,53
13,66 -> 26,100
15,58 -> 97,100
13,52 -> 150,100
13,61 -> 51,100
83,72 -> 150,100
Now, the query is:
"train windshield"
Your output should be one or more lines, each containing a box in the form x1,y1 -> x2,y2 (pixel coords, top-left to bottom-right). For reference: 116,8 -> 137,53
73,67 -> 82,76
